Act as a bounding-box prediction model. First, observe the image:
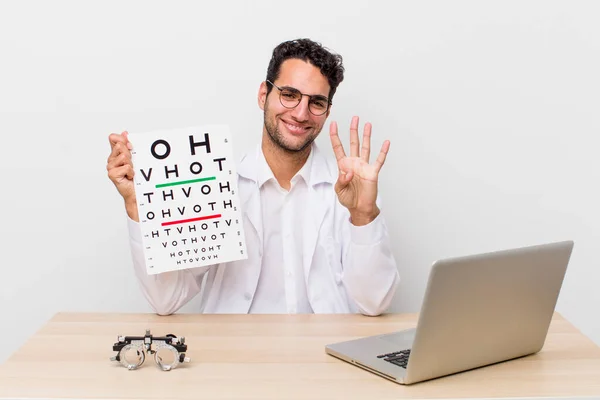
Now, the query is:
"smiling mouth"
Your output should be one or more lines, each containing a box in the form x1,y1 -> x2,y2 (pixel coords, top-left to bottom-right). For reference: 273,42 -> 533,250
282,120 -> 310,135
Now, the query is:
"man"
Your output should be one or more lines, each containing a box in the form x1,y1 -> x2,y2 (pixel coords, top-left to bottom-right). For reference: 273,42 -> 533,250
107,38 -> 399,316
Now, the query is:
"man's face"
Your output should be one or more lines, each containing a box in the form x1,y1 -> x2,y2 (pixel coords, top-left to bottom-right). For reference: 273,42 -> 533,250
259,59 -> 331,153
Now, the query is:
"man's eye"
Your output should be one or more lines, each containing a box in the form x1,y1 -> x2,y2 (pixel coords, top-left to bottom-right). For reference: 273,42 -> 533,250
281,91 -> 299,99
311,99 -> 327,109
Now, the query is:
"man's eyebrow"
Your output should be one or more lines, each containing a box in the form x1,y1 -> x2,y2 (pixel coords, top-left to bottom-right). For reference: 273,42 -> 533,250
279,85 -> 329,99
278,84 -> 300,91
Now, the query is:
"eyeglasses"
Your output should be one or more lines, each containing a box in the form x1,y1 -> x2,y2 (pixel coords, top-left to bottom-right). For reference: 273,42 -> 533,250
266,80 -> 331,116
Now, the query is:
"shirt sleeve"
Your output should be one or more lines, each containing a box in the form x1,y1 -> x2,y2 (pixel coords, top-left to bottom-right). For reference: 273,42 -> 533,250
341,211 -> 400,316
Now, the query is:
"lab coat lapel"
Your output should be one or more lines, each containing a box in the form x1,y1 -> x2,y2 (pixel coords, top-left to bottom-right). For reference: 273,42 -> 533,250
241,184 -> 262,252
236,149 -> 263,252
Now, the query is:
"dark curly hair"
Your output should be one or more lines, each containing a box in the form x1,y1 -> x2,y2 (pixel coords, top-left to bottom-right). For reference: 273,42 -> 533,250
265,38 -> 345,102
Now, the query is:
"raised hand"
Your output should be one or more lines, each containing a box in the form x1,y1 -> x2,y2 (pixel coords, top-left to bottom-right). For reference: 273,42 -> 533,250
106,131 -> 139,221
329,116 -> 390,226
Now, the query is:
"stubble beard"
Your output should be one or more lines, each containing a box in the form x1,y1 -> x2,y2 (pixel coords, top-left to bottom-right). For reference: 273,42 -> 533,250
263,105 -> 320,155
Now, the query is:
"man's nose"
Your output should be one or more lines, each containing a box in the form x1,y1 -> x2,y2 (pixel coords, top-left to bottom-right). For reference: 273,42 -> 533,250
290,96 -> 311,121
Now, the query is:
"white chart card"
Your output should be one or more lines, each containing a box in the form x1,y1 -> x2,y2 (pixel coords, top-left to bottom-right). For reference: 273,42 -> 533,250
128,125 -> 248,275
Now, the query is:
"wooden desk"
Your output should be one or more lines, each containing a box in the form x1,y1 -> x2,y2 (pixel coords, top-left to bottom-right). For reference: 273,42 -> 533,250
0,312 -> 599,399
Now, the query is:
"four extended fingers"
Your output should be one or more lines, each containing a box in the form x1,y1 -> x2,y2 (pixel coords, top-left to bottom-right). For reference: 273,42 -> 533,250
331,117 -> 387,170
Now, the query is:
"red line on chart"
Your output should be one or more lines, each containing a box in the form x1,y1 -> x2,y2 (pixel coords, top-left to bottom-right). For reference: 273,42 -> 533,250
161,214 -> 222,226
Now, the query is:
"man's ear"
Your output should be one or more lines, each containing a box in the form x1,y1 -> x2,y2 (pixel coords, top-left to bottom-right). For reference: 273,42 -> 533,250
258,81 -> 268,111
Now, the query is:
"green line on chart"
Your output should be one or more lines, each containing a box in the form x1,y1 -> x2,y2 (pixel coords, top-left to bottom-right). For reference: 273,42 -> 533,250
156,176 -> 216,188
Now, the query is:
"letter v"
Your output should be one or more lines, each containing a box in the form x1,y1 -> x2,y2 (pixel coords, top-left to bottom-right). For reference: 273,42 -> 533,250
141,168 -> 153,181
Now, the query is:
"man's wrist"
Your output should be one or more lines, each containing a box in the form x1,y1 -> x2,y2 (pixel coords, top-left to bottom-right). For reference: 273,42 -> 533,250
349,207 -> 380,226
125,198 -> 139,222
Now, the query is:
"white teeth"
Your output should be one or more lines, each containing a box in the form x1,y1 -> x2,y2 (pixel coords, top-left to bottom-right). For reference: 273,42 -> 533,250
284,121 -> 306,133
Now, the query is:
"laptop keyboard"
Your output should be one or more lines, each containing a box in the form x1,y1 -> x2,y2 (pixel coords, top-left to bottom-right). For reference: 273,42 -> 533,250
377,349 -> 411,368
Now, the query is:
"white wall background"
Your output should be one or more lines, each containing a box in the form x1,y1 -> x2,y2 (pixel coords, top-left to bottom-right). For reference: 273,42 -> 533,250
1,0 -> 598,364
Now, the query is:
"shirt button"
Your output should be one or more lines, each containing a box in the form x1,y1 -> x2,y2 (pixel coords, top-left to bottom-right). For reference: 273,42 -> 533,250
286,270 -> 292,277
244,292 -> 252,300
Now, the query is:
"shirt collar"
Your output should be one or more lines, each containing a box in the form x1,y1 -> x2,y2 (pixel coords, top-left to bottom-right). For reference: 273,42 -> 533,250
238,141 -> 335,188
257,144 -> 314,188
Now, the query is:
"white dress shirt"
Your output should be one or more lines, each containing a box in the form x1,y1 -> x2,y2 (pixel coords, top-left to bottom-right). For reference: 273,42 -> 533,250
249,146 -> 314,313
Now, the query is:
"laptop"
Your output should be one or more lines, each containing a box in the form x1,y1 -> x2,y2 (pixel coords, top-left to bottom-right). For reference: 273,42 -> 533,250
325,240 -> 574,385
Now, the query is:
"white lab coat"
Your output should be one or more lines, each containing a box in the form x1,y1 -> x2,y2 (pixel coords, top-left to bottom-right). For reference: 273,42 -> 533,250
128,143 -> 400,316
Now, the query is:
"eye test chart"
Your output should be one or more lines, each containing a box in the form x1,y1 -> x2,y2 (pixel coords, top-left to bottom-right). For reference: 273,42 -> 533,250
128,125 -> 247,275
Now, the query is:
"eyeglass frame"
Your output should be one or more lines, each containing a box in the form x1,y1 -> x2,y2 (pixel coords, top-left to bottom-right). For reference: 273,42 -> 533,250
266,80 -> 332,116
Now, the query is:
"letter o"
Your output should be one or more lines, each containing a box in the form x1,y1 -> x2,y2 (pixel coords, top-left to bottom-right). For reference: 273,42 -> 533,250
150,140 -> 171,160
190,162 -> 203,175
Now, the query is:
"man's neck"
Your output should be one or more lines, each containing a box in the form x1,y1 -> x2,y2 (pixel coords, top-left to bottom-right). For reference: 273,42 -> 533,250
261,134 -> 311,191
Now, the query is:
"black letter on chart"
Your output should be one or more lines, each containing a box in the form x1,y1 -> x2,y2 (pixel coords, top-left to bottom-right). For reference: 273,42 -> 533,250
189,133 -> 211,155
213,158 -> 226,171
165,165 -> 179,179
140,168 -> 153,181
151,140 -> 171,160
143,192 -> 154,203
